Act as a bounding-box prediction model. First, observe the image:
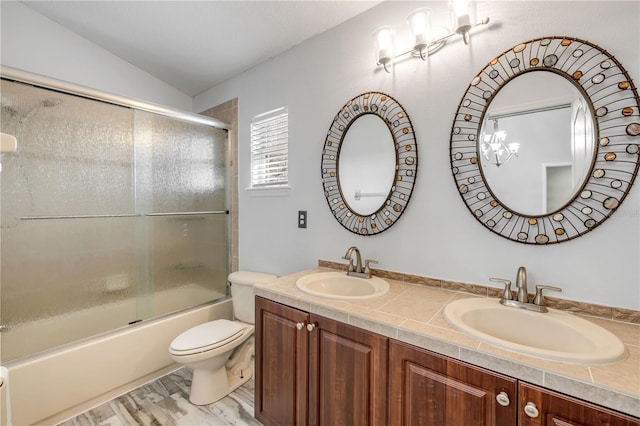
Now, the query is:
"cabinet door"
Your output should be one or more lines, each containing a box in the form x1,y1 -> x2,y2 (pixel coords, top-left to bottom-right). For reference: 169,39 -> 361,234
519,382 -> 640,426
308,314 -> 389,426
389,339 -> 517,426
255,296 -> 310,426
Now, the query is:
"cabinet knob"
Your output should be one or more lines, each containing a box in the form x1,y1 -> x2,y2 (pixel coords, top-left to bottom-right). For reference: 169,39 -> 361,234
495,391 -> 510,407
306,323 -> 316,332
524,402 -> 540,418
296,322 -> 304,330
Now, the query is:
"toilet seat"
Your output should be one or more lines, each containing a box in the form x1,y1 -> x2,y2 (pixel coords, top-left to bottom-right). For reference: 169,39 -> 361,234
169,319 -> 245,356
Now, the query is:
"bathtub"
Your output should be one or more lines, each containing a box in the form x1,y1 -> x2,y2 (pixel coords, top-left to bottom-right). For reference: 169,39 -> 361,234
1,288 -> 232,425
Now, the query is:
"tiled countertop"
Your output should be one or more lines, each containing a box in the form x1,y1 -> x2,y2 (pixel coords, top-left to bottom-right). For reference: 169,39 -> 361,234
254,267 -> 640,418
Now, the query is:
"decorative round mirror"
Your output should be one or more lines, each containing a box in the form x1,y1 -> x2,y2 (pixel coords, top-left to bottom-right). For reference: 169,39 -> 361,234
450,36 -> 640,244
322,92 -> 418,235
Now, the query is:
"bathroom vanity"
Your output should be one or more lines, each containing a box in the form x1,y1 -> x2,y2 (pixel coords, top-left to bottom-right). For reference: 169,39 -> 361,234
254,268 -> 640,425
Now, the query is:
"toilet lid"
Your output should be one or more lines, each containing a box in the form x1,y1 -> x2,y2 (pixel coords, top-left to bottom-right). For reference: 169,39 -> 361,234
170,319 -> 244,354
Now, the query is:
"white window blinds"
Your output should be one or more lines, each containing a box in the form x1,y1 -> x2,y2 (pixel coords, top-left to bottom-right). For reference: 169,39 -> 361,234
250,107 -> 288,188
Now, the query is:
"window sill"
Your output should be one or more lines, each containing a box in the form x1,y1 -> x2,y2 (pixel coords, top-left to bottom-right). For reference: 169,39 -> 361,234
245,185 -> 292,197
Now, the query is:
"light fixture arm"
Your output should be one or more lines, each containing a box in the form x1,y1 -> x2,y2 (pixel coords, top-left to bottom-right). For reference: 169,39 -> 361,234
462,31 -> 470,45
435,17 -> 489,45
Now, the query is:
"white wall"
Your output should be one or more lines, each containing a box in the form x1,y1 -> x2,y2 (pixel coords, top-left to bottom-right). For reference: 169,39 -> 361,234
194,1 -> 640,310
0,2 -> 192,110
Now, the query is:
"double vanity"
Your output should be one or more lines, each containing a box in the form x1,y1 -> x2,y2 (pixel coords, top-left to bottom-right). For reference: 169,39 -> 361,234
253,266 -> 639,425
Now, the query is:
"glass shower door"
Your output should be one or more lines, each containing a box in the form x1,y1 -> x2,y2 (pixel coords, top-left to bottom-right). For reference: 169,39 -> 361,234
133,111 -> 229,320
0,80 -> 137,361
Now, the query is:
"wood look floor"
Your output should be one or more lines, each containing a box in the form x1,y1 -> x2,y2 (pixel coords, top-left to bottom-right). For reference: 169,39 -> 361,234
58,367 -> 261,426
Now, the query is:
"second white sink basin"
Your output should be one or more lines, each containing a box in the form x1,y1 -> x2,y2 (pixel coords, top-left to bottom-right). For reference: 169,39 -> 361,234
443,297 -> 627,365
295,271 -> 389,300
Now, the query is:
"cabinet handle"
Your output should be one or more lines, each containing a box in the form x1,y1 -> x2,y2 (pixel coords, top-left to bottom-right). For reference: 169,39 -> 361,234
306,323 -> 316,332
296,322 -> 304,330
524,402 -> 539,418
495,391 -> 510,407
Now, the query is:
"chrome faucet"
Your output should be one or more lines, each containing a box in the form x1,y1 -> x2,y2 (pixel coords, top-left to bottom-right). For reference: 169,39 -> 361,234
516,266 -> 529,303
342,246 -> 377,278
491,266 -> 562,313
343,246 -> 362,274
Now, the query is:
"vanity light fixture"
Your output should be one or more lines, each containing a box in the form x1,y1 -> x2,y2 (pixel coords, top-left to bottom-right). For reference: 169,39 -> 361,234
480,119 -> 520,167
373,25 -> 394,72
374,0 -> 489,73
450,0 -> 474,44
407,8 -> 432,60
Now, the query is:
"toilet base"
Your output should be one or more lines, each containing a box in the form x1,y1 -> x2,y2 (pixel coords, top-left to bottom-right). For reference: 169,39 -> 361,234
188,337 -> 255,406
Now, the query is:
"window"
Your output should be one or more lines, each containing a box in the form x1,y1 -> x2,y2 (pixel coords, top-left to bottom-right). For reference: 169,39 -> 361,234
250,107 -> 288,188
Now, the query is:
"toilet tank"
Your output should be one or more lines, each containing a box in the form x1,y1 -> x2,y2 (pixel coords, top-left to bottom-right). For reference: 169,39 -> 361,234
228,271 -> 277,323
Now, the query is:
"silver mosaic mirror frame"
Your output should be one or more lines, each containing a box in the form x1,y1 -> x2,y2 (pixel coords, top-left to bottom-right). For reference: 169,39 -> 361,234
322,92 -> 418,235
450,36 -> 640,244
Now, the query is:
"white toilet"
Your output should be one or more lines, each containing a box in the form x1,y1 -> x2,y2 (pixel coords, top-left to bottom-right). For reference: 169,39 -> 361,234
169,271 -> 276,405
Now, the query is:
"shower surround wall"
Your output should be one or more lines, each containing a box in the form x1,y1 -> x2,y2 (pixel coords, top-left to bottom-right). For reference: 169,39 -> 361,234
0,78 -> 230,362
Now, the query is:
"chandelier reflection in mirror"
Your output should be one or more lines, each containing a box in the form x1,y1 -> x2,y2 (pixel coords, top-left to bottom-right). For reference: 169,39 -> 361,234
374,0 -> 490,73
480,118 -> 520,167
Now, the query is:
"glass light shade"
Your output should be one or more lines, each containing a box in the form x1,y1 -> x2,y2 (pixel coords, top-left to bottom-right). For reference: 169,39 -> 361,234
407,8 -> 432,51
494,130 -> 507,142
373,26 -> 394,66
450,0 -> 474,35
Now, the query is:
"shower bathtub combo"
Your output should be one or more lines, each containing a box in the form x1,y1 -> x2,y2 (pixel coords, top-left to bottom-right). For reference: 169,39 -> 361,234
0,67 -> 232,425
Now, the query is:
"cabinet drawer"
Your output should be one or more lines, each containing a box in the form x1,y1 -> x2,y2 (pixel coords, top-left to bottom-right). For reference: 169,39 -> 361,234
518,382 -> 640,426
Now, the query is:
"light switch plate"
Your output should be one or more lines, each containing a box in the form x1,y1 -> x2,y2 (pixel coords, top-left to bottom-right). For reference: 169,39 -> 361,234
298,210 -> 307,228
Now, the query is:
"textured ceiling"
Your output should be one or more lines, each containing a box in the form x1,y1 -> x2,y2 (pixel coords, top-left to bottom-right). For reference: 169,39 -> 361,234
22,1 -> 381,96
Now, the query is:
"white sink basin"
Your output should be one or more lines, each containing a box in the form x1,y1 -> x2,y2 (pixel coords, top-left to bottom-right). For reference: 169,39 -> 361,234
295,271 -> 389,300
443,298 -> 626,364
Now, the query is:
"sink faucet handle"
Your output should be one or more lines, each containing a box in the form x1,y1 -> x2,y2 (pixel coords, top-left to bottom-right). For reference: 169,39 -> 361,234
533,285 -> 562,307
343,257 -> 354,272
364,259 -> 378,275
490,278 -> 513,300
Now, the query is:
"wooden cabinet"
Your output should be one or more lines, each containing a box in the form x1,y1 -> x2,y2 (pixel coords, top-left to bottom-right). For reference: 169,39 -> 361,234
389,339 -> 517,426
256,295 -> 639,426
255,296 -> 388,426
518,382 -> 640,426
255,296 -> 309,425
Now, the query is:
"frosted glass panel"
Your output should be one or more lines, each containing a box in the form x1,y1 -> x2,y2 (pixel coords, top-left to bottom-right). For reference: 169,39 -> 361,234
1,80 -> 137,361
0,80 -> 229,362
147,214 -> 228,316
1,81 -> 134,220
134,111 -> 228,319
0,218 -> 138,361
134,111 -> 227,213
